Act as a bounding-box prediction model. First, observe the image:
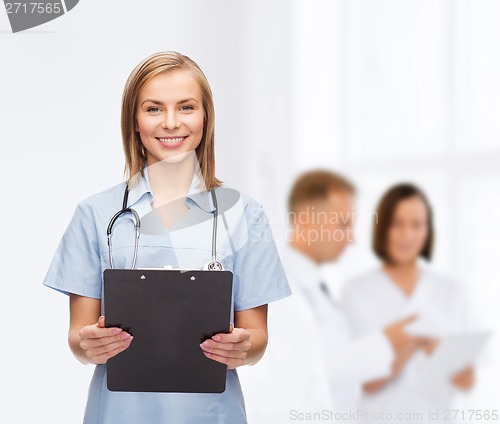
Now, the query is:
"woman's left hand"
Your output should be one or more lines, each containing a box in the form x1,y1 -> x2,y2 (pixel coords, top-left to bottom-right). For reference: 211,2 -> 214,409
451,366 -> 475,391
199,323 -> 252,369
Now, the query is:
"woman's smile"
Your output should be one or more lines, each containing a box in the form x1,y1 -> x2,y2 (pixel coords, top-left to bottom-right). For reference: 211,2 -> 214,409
155,135 -> 188,148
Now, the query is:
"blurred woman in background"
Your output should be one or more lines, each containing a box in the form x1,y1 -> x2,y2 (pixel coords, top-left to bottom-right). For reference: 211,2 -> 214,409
341,183 -> 476,422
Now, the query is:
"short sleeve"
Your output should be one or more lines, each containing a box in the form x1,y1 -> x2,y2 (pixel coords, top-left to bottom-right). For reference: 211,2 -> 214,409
232,201 -> 292,311
43,200 -> 102,299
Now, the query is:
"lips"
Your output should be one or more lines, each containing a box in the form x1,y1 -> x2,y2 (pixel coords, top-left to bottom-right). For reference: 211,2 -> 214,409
156,136 -> 187,144
155,135 -> 188,148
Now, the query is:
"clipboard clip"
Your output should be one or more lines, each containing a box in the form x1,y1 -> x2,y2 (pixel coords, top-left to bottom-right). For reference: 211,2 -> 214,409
203,260 -> 225,271
139,261 -> 226,272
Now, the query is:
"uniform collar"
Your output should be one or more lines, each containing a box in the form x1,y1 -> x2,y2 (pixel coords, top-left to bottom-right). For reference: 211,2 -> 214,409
126,163 -> 216,213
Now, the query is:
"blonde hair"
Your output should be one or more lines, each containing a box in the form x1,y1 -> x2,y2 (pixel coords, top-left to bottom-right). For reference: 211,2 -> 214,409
121,51 -> 223,189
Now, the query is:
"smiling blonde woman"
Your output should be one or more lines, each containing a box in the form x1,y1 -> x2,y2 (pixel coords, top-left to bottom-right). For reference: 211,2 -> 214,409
43,51 -> 292,424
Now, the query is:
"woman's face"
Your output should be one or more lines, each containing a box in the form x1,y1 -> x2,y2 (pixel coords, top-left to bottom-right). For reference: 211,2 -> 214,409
135,70 -> 204,165
386,195 -> 429,265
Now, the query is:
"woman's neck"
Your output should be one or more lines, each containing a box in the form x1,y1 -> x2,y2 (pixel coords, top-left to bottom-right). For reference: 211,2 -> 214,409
382,260 -> 420,297
147,151 -> 197,202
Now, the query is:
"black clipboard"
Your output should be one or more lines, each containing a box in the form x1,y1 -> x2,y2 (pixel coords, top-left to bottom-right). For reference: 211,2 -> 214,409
103,268 -> 233,393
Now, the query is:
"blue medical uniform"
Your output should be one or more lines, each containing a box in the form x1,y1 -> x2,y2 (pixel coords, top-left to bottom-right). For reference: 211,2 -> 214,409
43,164 -> 292,424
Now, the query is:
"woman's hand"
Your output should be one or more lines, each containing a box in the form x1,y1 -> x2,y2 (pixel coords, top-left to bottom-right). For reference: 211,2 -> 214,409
451,366 -> 475,391
417,336 -> 440,355
199,305 -> 268,369
384,314 -> 417,355
78,315 -> 133,365
199,323 -> 252,369
363,331 -> 429,395
363,336 -> 419,395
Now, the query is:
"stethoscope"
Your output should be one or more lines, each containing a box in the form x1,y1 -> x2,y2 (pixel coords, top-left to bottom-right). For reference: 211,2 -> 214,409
106,183 -> 225,271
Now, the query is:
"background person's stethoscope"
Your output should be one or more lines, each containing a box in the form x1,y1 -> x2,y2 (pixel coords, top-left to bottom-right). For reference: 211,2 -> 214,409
106,183 -> 225,271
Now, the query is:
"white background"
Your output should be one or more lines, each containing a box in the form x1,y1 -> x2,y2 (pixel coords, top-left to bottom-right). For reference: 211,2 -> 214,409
1,0 -> 499,422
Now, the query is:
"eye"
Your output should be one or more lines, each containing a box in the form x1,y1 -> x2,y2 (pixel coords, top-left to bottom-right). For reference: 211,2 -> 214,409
180,105 -> 194,111
147,107 -> 161,112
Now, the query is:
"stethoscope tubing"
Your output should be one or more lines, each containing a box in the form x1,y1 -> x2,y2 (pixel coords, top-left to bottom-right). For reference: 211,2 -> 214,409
106,183 -> 221,270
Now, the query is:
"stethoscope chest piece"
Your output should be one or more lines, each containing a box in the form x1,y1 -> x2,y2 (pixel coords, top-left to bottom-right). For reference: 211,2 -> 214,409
203,260 -> 225,271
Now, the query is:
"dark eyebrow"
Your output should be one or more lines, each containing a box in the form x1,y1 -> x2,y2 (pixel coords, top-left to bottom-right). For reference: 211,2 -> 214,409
178,97 -> 199,105
141,99 -> 163,106
141,98 -> 199,107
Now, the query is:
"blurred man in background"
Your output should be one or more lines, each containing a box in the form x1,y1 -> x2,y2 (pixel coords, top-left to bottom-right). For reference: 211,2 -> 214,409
239,170 -> 422,423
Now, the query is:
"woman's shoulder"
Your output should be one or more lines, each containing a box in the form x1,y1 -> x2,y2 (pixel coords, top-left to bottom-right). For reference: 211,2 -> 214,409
339,267 -> 385,307
419,264 -> 465,293
346,266 -> 386,289
213,183 -> 275,253
74,181 -> 128,215
76,181 -> 130,220
216,182 -> 262,205
215,182 -> 266,218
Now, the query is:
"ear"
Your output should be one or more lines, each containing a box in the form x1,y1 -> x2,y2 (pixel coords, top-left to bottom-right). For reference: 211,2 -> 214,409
134,120 -> 139,132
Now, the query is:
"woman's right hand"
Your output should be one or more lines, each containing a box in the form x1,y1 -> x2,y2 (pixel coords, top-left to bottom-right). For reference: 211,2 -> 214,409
78,316 -> 133,364
384,314 -> 417,355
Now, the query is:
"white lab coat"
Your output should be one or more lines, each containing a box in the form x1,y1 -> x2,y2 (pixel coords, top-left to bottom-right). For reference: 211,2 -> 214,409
341,264 -> 479,423
239,244 -> 394,424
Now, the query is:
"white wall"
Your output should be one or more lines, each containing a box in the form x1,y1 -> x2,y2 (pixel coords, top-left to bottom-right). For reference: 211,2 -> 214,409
289,0 -> 500,413
1,0 -> 498,422
0,1 -> 293,422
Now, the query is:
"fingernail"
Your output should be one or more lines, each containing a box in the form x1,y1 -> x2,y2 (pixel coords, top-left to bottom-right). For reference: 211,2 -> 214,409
203,351 -> 211,357
112,328 -> 123,335
121,333 -> 131,340
212,335 -> 221,342
125,336 -> 133,344
202,341 -> 212,348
